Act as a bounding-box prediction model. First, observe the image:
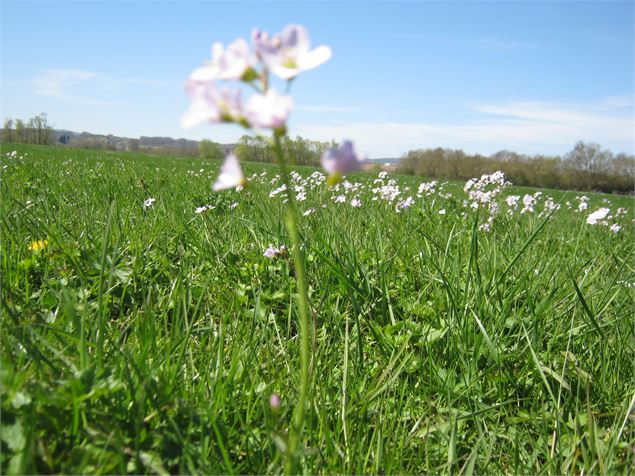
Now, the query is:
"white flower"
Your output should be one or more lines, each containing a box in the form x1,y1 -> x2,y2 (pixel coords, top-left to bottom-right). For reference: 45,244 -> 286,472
195,204 -> 216,214
213,154 -> 245,191
190,38 -> 256,81
610,223 -> 622,233
245,89 -> 293,129
586,207 -> 610,225
182,81 -> 243,128
351,198 -> 362,208
252,24 -> 332,80
395,196 -> 415,212
143,197 -> 156,209
506,195 -> 520,209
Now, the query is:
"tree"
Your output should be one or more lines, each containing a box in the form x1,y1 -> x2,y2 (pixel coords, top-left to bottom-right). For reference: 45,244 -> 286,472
198,139 -> 224,160
2,118 -> 14,143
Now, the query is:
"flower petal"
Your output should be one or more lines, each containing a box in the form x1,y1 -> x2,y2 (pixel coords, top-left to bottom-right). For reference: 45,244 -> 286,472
181,101 -> 219,128
213,154 -> 245,191
297,45 -> 332,71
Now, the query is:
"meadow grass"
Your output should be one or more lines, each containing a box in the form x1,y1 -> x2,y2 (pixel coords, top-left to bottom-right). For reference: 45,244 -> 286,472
1,143 -> 634,474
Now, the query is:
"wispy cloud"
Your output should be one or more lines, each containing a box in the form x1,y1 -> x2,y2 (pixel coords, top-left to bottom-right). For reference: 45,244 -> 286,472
298,104 -> 375,113
296,98 -> 634,158
32,69 -> 113,106
389,34 -> 535,51
32,69 -> 173,107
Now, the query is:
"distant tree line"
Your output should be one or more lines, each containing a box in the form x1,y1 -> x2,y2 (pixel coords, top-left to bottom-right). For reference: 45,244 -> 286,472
2,113 -> 55,145
65,134 -> 202,156
234,135 -> 337,166
398,141 -> 635,193
198,139 -> 225,160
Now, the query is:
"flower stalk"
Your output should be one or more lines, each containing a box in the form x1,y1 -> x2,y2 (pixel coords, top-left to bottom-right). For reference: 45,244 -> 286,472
273,133 -> 312,474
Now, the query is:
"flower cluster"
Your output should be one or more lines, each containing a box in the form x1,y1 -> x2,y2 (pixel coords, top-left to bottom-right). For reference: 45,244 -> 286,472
183,24 -> 332,191
463,171 -> 510,230
585,207 -> 625,233
183,25 -> 330,133
464,171 -> 510,208
28,239 -> 48,252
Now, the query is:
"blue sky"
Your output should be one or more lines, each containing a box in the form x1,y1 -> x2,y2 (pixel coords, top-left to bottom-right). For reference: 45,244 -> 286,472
1,0 -> 633,158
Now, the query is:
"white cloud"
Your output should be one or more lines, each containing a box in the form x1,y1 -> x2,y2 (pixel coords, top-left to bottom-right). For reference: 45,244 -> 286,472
31,69 -> 173,107
296,98 -> 634,158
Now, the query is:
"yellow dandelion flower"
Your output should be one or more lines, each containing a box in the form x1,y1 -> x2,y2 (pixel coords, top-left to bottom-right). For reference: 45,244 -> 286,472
28,239 -> 48,252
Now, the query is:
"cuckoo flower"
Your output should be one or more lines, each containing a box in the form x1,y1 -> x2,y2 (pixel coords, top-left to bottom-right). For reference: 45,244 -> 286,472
263,246 -> 280,259
213,153 -> 246,191
182,80 -> 244,128
245,89 -> 293,130
320,140 -> 363,185
586,207 -> 610,225
190,38 -> 257,81
253,24 -> 332,80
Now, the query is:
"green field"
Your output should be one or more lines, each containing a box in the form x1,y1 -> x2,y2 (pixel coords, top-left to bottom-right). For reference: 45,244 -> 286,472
1,144 -> 634,474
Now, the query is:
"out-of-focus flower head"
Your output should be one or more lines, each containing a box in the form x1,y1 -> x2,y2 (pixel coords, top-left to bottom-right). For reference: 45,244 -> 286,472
586,207 -> 610,225
263,244 -> 288,259
190,38 -> 257,82
28,239 -> 48,252
245,89 -> 293,131
269,393 -> 281,411
252,24 -> 332,79
213,154 -> 246,191
182,81 -> 245,128
320,140 -> 364,186
263,246 -> 280,259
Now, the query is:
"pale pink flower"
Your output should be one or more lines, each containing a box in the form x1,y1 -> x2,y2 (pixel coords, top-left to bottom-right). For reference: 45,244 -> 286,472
351,198 -> 362,208
264,245 -> 287,259
321,140 -> 363,176
253,25 -> 332,80
395,196 -> 415,212
269,393 -> 281,410
182,80 -> 243,128
264,246 -> 279,259
190,38 -> 256,81
245,89 -> 293,129
610,223 -> 622,233
213,154 -> 245,191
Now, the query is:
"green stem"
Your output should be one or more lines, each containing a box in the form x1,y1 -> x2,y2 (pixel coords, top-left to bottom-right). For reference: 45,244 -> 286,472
273,133 -> 312,474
